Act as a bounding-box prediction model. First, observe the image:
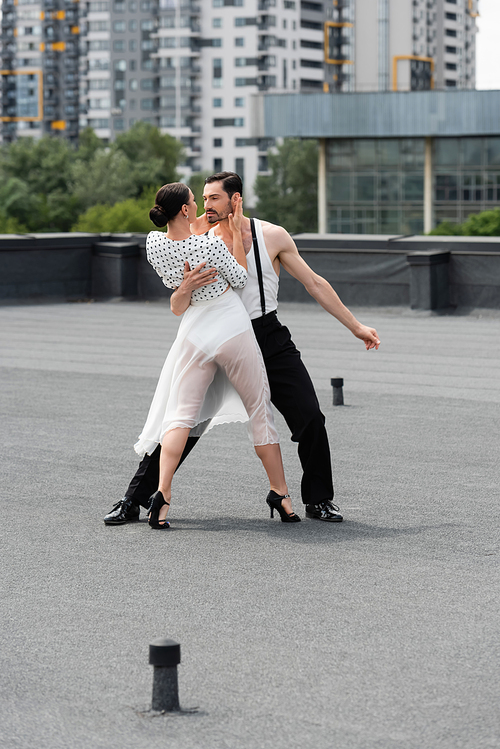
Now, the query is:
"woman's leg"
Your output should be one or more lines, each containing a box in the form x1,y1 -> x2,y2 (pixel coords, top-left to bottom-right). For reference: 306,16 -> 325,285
253,443 -> 293,515
152,341 -> 217,523
151,427 -> 191,523
216,331 -> 295,516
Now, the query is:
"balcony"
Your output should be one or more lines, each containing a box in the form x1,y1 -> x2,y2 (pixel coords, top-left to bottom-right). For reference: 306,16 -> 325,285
258,16 -> 276,31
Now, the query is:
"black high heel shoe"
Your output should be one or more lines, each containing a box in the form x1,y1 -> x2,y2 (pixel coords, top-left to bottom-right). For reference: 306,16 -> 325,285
148,491 -> 170,529
266,490 -> 301,523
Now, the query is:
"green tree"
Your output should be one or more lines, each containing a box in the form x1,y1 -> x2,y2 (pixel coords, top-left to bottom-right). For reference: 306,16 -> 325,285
429,208 -> 500,236
428,220 -> 463,236
0,123 -> 184,233
461,208 -> 500,236
188,171 -> 211,216
114,121 -> 184,196
254,139 -> 318,234
70,149 -> 137,211
72,188 -> 158,233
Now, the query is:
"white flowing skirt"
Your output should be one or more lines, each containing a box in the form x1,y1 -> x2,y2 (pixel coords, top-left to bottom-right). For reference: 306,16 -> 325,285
134,288 -> 279,458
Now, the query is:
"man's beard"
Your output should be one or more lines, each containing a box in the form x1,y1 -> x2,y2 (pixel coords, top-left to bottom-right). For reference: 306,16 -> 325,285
206,201 -> 232,223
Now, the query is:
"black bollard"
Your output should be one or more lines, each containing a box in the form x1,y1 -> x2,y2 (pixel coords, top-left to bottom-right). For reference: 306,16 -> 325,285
331,378 -> 344,406
149,638 -> 181,711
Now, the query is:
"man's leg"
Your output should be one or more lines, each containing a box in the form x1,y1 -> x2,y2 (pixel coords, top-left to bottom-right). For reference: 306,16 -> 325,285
252,315 -> 342,521
103,436 -> 199,524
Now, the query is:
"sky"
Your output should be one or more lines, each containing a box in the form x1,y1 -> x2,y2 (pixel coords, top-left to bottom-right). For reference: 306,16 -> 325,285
476,0 -> 500,89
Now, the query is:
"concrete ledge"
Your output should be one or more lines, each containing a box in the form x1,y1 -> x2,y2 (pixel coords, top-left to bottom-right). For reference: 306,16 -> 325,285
1,232 -> 499,310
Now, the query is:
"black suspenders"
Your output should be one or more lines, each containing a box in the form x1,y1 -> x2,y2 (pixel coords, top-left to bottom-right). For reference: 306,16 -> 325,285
250,218 -> 266,318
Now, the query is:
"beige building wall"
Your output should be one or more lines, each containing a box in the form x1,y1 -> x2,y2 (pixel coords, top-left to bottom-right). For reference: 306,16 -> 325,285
354,0 -> 379,92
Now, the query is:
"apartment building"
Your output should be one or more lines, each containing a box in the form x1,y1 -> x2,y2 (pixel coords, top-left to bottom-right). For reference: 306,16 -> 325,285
1,0 -> 327,203
324,0 -> 478,93
1,0 -> 478,204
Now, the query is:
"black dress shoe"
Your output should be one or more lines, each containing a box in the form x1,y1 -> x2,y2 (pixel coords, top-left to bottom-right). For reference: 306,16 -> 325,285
305,500 -> 343,523
103,497 -> 140,525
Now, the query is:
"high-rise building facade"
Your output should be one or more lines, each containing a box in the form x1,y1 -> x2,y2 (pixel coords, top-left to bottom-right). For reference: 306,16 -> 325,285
1,0 -> 80,142
324,0 -> 478,94
1,0 -> 479,205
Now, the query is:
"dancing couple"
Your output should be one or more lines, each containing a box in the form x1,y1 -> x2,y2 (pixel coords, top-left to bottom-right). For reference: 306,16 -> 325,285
105,172 -> 380,529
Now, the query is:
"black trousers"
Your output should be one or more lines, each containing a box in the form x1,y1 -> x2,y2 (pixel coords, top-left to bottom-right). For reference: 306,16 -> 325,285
125,311 -> 334,508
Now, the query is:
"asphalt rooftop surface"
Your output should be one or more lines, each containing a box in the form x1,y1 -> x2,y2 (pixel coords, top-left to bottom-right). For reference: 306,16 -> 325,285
1,300 -> 499,749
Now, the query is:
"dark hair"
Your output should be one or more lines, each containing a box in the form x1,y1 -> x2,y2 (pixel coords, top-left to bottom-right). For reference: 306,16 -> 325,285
204,171 -> 243,199
149,182 -> 190,227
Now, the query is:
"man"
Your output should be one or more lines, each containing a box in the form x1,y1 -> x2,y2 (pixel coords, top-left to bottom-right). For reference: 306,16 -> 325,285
104,172 -> 380,525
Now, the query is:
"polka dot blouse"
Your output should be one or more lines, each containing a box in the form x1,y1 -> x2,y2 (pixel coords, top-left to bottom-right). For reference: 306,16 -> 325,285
146,232 -> 248,302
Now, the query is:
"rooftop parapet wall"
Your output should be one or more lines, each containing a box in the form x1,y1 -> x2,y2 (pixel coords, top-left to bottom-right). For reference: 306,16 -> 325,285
1,233 -> 499,311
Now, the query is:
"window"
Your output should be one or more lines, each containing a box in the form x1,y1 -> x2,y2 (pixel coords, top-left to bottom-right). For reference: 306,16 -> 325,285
88,118 -> 109,128
114,59 -> 126,71
130,60 -> 137,70
88,21 -> 109,31
88,40 -> 110,50
446,28 -> 457,37
300,59 -> 323,68
114,118 -> 124,130
235,157 -> 244,183
160,94 -> 175,107
235,77 -> 258,86
284,0 -> 295,7
141,78 -> 154,90
446,12 -> 457,20
88,79 -> 109,90
113,40 -> 125,51
129,20 -> 137,31
160,75 -> 176,87
301,1 -> 323,10
436,175 -> 457,201
446,62 -> 457,70
141,98 -> 154,110
88,58 -> 109,70
300,39 -> 322,49
141,19 -> 154,30
235,17 -> 256,26
235,37 -> 245,46
214,157 -> 223,171
301,19 -> 322,30
129,39 -> 137,51
446,79 -> 457,87
114,80 -> 125,90
213,138 -> 223,147
446,46 -> 457,54
235,137 -> 258,146
129,79 -> 138,90
213,97 -> 222,106
213,117 -> 244,126
113,0 -> 125,9
213,18 -> 222,27
462,174 -> 482,202
88,97 -> 111,109
234,97 -> 244,107
113,20 -> 126,32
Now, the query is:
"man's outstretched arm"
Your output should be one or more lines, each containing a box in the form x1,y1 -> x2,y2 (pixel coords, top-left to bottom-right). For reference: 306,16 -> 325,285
273,226 -> 380,350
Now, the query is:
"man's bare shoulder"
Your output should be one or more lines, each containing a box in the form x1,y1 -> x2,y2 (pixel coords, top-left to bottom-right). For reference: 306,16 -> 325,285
258,219 -> 296,251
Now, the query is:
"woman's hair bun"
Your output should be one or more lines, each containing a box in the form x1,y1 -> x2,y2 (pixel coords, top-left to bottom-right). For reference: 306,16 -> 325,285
150,182 -> 190,228
149,204 -> 168,227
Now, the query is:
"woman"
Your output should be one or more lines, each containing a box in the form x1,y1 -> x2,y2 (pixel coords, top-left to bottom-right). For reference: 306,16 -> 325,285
134,183 -> 300,528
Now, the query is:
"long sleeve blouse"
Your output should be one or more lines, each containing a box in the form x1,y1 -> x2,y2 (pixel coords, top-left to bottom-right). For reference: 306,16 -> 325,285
146,231 -> 247,302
